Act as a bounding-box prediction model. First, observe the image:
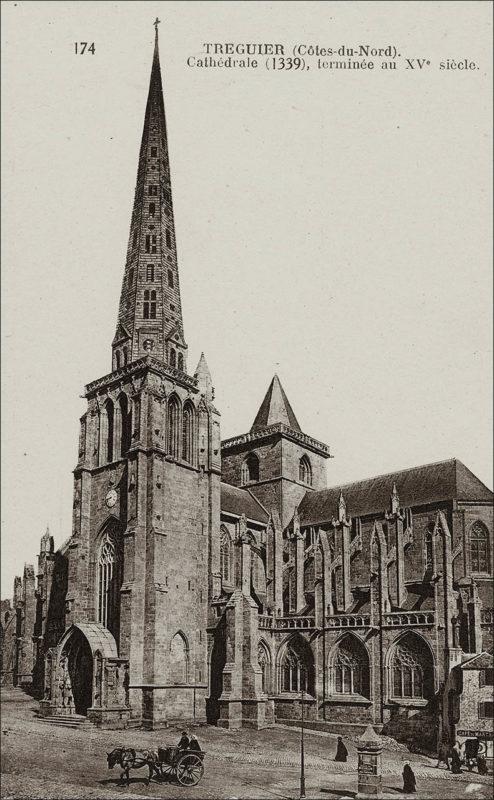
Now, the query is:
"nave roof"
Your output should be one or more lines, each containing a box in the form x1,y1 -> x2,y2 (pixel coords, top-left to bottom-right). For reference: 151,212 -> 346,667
299,458 -> 492,526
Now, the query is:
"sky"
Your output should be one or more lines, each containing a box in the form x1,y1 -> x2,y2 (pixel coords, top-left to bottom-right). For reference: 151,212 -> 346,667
1,1 -> 492,594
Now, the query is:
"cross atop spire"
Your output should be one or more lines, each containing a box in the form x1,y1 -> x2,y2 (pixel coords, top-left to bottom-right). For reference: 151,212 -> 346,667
153,17 -> 161,54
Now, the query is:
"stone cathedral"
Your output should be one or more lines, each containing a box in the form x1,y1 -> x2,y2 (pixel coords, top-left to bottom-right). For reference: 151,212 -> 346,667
2,29 -> 493,756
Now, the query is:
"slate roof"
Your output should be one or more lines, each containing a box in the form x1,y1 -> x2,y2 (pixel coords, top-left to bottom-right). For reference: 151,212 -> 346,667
251,375 -> 301,432
299,458 -> 492,525
460,652 -> 493,670
221,482 -> 269,524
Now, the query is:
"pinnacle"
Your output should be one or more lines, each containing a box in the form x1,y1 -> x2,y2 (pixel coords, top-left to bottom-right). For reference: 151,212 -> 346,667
194,352 -> 211,379
251,375 -> 301,432
194,352 -> 214,399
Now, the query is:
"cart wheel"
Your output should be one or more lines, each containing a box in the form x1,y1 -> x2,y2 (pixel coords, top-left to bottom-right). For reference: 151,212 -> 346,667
158,763 -> 175,781
176,753 -> 204,786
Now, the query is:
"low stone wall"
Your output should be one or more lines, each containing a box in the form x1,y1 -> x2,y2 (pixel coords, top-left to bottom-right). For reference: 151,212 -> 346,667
382,706 -> 438,753
278,718 -> 384,736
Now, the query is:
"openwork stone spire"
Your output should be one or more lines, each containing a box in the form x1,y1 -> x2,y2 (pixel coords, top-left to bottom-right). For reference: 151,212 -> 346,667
112,21 -> 187,372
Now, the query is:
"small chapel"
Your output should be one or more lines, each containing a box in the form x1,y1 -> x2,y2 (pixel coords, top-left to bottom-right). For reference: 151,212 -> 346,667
1,26 -> 492,758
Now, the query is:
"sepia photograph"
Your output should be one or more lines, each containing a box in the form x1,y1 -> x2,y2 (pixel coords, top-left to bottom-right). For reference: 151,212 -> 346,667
1,2 -> 492,798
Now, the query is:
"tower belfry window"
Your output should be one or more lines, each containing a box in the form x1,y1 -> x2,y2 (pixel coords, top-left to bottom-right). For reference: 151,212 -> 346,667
168,269 -> 174,288
149,185 -> 158,196
150,147 -> 157,157
299,455 -> 312,486
166,229 -> 172,249
143,290 -> 157,320
146,264 -> 154,282
149,202 -> 156,216
241,453 -> 259,484
145,234 -> 157,254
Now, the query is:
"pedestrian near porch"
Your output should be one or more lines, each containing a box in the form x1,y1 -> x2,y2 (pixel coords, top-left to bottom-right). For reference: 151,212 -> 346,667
334,736 -> 348,762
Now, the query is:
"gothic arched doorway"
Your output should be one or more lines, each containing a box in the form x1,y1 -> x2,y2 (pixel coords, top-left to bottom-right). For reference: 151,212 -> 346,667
61,628 -> 93,715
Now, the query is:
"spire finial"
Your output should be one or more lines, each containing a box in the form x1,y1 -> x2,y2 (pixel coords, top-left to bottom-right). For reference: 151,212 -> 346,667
154,17 -> 161,37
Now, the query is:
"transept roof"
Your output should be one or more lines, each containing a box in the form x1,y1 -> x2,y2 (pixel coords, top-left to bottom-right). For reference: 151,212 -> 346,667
221,482 -> 269,523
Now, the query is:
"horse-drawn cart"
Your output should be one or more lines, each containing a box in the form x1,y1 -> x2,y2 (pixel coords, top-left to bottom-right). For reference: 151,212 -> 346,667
107,745 -> 205,787
156,746 -> 205,786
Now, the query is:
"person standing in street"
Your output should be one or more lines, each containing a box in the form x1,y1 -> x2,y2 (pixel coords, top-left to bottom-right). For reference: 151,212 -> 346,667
451,741 -> 462,774
402,761 -> 416,793
334,736 -> 348,762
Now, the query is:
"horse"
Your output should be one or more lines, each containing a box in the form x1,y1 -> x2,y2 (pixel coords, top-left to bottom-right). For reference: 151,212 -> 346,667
107,747 -> 160,786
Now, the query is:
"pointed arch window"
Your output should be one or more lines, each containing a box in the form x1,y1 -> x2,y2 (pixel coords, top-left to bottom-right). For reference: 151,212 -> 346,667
166,229 -> 172,249
392,646 -> 423,698
182,402 -> 195,464
258,643 -> 271,694
332,636 -> 369,697
470,521 -> 490,573
279,636 -> 315,695
389,634 -> 434,701
167,396 -> 180,460
178,352 -> 184,371
149,203 -> 156,217
115,351 -> 121,370
169,632 -> 189,683
97,529 -> 121,636
299,455 -> 312,486
170,348 -> 177,368
220,527 -> 232,585
241,453 -> 259,485
105,399 -> 114,463
119,394 -> 132,456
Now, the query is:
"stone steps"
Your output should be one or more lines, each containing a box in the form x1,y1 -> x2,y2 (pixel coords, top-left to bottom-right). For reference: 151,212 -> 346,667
35,713 -> 94,730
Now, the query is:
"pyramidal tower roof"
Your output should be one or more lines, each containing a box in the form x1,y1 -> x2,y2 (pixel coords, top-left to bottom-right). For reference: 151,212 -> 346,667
112,20 -> 187,372
251,375 -> 302,432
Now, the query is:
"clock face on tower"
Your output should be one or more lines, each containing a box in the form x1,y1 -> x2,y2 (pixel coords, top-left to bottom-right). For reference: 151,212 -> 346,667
105,489 -> 118,508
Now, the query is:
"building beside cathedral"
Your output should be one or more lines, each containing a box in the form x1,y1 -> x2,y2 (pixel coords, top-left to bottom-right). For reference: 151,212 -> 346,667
1,29 -> 493,759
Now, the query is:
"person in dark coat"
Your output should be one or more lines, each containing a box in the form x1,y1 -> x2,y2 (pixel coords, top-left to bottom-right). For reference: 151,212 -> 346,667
477,754 -> 488,775
451,742 -> 462,774
402,761 -> 416,793
334,736 -> 348,762
435,741 -> 451,769
189,734 -> 201,752
177,731 -> 189,750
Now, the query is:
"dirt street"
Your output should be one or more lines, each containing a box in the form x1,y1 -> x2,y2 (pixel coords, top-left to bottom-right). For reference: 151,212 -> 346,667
1,689 -> 491,799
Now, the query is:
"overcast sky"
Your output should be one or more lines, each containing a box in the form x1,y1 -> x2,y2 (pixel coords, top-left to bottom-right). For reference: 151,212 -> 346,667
1,1 -> 492,594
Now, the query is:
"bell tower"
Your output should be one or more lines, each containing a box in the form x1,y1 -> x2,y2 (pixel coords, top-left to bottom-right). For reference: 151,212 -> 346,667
61,22 -> 221,728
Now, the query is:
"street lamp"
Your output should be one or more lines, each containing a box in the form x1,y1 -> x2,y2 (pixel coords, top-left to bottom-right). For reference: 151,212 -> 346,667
300,667 -> 306,799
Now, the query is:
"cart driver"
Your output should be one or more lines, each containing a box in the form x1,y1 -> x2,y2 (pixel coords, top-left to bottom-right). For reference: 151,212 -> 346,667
177,731 -> 190,751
